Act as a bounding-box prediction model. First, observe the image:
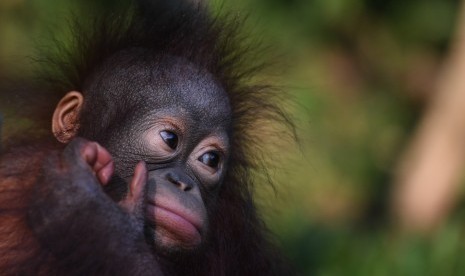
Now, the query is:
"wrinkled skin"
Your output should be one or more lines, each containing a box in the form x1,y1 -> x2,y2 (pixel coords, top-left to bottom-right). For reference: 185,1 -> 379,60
78,57 -> 232,255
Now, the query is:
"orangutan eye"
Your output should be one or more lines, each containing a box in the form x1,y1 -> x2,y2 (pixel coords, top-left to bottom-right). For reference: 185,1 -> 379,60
198,152 -> 220,169
160,131 -> 178,149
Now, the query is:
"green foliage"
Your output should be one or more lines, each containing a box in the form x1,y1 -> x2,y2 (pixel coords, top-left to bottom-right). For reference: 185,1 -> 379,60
219,0 -> 464,274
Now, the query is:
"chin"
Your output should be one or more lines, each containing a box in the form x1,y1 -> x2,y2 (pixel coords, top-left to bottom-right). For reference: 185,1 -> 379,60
150,227 -> 205,257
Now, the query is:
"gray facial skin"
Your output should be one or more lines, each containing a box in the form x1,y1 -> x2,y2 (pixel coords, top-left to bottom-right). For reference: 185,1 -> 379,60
80,52 -> 232,255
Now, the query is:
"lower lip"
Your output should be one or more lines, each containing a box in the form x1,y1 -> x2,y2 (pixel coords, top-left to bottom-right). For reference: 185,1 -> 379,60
146,204 -> 201,245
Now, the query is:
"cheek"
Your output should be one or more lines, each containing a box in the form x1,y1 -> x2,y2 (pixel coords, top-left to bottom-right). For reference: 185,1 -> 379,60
190,165 -> 223,190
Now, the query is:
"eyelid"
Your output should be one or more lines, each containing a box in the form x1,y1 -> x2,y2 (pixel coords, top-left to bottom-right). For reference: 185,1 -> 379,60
203,147 -> 223,157
158,122 -> 182,134
199,142 -> 228,157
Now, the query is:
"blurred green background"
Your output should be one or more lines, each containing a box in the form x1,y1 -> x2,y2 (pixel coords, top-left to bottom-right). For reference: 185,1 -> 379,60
2,0 -> 465,275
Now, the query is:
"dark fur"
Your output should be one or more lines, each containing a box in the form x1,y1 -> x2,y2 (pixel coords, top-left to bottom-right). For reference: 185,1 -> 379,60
0,0 -> 294,275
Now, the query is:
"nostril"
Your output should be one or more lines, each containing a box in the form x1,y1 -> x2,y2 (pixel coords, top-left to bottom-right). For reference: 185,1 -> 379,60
166,172 -> 191,191
166,172 -> 179,185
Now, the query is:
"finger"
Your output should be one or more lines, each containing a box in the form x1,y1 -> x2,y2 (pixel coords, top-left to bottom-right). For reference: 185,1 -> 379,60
81,142 -> 98,166
128,161 -> 147,200
96,160 -> 114,185
81,142 -> 114,185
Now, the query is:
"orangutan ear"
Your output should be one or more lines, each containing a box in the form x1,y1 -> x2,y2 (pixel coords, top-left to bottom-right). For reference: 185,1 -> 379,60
52,91 -> 84,143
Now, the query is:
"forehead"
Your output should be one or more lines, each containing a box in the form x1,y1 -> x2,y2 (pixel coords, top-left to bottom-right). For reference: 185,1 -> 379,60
93,53 -> 232,128
144,58 -> 231,124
